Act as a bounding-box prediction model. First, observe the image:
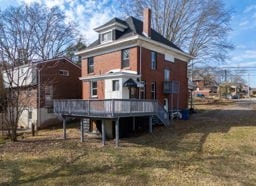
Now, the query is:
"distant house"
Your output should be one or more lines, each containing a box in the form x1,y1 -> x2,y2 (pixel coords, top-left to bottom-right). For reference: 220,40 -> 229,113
3,57 -> 81,129
219,83 -> 248,99
54,9 -> 192,145
192,73 -> 218,97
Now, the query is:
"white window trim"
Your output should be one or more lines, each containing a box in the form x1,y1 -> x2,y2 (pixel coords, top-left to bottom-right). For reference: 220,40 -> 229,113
100,30 -> 113,44
164,69 -> 170,81
91,81 -> 98,97
112,80 -> 120,91
151,81 -> 156,100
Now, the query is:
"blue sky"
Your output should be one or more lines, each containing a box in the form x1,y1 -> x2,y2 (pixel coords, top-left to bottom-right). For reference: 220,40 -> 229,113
0,0 -> 256,86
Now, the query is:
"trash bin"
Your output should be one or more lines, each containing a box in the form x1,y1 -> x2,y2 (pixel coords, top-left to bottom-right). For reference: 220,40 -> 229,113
181,109 -> 189,120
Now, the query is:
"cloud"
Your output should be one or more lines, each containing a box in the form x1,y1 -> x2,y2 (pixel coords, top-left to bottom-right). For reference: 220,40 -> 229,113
239,20 -> 249,27
16,0 -> 122,44
243,4 -> 256,13
229,50 -> 256,65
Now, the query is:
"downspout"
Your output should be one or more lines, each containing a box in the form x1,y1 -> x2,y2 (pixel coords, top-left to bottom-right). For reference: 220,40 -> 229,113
139,41 -> 142,99
37,68 -> 41,130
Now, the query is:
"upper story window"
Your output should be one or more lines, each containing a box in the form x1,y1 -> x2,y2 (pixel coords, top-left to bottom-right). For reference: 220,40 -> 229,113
112,80 -> 119,91
59,70 -> 69,76
151,51 -> 157,70
121,49 -> 129,68
164,69 -> 170,81
88,57 -> 94,74
45,85 -> 53,107
101,31 -> 112,43
91,81 -> 97,97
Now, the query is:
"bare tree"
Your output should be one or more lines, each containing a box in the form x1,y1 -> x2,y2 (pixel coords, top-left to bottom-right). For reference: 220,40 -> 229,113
120,0 -> 233,66
0,3 -> 77,141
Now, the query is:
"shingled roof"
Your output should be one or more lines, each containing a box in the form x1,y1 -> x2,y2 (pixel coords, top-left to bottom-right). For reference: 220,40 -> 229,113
88,16 -> 182,52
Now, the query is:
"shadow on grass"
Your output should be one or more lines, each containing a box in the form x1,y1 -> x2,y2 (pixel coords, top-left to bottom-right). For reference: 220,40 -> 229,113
1,108 -> 256,185
124,109 -> 256,184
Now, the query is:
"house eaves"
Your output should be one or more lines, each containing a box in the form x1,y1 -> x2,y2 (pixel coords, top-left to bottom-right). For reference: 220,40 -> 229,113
76,35 -> 193,62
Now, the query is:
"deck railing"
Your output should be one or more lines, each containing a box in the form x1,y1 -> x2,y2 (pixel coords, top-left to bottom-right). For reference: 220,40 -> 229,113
54,99 -> 158,118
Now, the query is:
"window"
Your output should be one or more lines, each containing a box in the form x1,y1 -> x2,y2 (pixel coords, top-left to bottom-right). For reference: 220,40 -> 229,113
88,57 -> 94,73
28,111 -> 32,120
164,69 -> 170,81
139,81 -> 146,99
112,80 -> 119,91
45,85 -> 53,107
151,51 -> 157,70
151,81 -> 156,99
91,81 -> 97,97
121,49 -> 129,68
59,70 -> 69,76
101,31 -> 112,43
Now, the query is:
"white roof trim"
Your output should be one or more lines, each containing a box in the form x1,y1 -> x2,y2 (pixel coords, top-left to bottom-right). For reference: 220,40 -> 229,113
80,70 -> 140,81
94,22 -> 128,32
76,35 -> 139,55
76,35 -> 193,62
137,36 -> 193,60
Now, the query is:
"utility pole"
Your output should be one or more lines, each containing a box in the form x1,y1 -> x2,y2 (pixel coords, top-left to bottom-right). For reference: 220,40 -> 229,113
224,69 -> 227,99
224,69 -> 227,82
248,73 -> 250,98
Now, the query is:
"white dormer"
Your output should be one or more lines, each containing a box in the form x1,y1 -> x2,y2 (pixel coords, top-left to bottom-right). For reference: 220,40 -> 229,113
94,18 -> 128,44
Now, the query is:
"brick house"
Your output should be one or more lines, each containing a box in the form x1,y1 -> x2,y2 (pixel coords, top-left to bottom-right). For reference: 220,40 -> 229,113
3,57 -> 81,129
54,9 -> 192,146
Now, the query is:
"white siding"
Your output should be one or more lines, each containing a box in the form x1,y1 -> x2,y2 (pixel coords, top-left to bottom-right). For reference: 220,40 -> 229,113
104,78 -> 131,99
2,65 -> 37,88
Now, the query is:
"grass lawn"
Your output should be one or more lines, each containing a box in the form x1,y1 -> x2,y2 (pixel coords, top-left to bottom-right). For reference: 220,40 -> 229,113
1,103 -> 256,185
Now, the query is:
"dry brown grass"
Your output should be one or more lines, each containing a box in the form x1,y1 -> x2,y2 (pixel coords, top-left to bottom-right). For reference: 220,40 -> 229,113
1,102 -> 256,185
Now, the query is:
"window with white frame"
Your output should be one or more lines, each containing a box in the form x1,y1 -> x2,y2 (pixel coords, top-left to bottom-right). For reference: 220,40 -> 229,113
45,85 -> 53,107
151,51 -> 157,70
59,70 -> 69,76
164,69 -> 170,81
151,81 -> 156,99
88,57 -> 94,73
139,81 -> 146,99
112,80 -> 119,91
91,81 -> 97,97
121,49 -> 130,68
101,31 -> 112,43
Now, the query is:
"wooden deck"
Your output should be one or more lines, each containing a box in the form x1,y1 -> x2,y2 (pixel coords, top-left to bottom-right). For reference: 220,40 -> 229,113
54,99 -> 159,118
54,99 -> 170,147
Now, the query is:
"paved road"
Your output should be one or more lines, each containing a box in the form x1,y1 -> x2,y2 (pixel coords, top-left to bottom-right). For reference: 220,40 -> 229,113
232,98 -> 256,110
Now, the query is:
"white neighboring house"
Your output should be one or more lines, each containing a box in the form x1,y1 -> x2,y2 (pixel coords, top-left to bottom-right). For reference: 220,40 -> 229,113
2,57 -> 81,129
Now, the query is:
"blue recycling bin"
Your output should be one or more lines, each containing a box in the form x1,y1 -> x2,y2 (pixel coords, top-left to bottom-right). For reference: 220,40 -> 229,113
181,109 -> 189,120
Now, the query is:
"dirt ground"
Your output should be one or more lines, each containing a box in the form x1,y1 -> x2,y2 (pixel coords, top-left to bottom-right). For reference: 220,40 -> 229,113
1,100 -> 256,185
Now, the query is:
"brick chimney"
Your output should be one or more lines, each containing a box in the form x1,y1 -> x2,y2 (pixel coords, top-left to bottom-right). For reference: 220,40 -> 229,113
143,8 -> 151,37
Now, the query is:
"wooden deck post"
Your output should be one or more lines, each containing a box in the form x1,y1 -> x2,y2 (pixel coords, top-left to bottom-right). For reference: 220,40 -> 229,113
63,117 -> 67,140
149,116 -> 153,133
102,120 -> 105,146
132,117 -> 136,131
80,119 -> 84,142
115,118 -> 119,147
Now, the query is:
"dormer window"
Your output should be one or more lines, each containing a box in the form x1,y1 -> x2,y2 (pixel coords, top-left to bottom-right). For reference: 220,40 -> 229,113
101,31 -> 112,43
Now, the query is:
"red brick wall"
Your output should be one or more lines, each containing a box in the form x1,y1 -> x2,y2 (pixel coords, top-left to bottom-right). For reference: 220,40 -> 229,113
81,46 -> 188,109
81,47 -> 138,99
139,48 -> 188,109
38,59 -> 81,107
